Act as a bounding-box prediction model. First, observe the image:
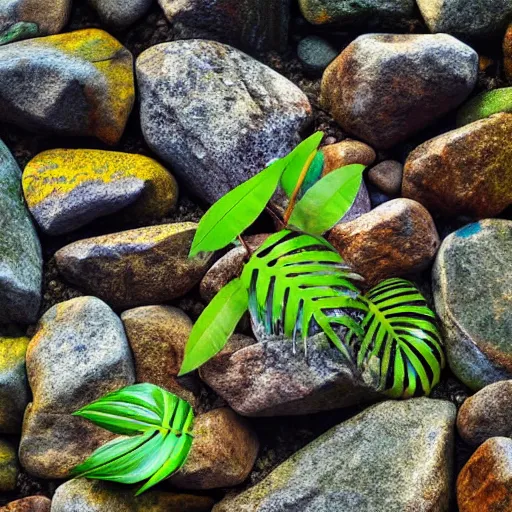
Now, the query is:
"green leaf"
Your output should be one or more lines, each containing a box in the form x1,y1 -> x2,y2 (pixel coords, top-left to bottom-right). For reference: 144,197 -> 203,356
298,151 -> 325,199
289,164 -> 365,235
179,277 -> 249,375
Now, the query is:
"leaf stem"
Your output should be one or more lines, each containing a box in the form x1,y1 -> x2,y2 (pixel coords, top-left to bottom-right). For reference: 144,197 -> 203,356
238,235 -> 252,260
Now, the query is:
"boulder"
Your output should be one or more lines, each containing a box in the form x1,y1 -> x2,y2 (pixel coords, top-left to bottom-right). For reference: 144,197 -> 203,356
88,0 -> 153,28
0,439 -> 18,492
0,496 -> 51,512
368,160 -> 403,196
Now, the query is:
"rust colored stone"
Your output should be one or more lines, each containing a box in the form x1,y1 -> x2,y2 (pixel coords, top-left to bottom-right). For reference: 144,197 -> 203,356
0,496 -> 51,512
504,24 -> 512,82
321,140 -> 376,175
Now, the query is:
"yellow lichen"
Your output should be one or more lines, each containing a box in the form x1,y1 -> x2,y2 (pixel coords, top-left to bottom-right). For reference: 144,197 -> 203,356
0,336 -> 29,373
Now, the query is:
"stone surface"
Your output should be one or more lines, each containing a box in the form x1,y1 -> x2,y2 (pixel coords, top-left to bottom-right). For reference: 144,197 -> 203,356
171,408 -> 259,489
121,306 -> 197,404
0,439 -> 17,492
0,139 -> 42,325
321,140 -> 376,172
504,24 -> 512,81
403,113 -> 512,218
458,380 -> 512,446
0,0 -> 71,45
55,223 -> 211,310
214,398 -> 455,511
328,198 -> 440,284
51,479 -> 214,512
417,0 -> 512,39
297,36 -> 338,76
368,160 -> 403,195
0,496 -> 51,512
89,0 -> 153,28
321,34 -> 478,149
433,220 -> 512,391
0,29 -> 134,144
19,296 -> 135,479
158,0 -> 290,52
457,437 -> 512,512
0,330 -> 29,433
23,149 -> 178,235
137,39 -> 311,204
457,88 -> 512,127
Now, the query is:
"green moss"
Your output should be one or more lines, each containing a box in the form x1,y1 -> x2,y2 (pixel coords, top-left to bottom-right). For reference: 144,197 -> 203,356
457,87 -> 512,127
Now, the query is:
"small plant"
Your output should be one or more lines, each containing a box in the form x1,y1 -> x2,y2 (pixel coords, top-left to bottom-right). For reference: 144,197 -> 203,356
71,383 -> 194,495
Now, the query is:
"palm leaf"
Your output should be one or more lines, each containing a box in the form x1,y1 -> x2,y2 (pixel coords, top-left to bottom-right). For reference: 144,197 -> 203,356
72,384 -> 194,495
346,278 -> 445,398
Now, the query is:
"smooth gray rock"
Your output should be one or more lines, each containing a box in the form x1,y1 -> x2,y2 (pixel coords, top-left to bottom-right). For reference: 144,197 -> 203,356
433,219 -> 512,391
89,0 -> 153,28
0,139 -> 42,324
214,398 -> 456,512
137,39 -> 312,204
297,36 -> 338,77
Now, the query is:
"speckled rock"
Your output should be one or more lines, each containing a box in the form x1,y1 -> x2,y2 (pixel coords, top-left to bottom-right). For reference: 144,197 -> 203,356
368,160 -> 403,195
403,113 -> 512,218
19,296 -> 135,479
23,149 -> 178,235
137,39 -> 311,204
89,0 -> 153,28
171,408 -> 259,489
158,0 -> 290,52
0,496 -> 51,512
0,29 -> 134,144
55,223 -> 211,310
504,24 -> 512,81
321,34 -> 478,149
0,331 -> 29,433
0,0 -> 71,45
121,306 -> 197,405
457,88 -> 512,126
328,198 -> 440,284
458,380 -> 512,446
0,440 -> 17,492
433,220 -> 512,391
417,0 -> 512,39
457,437 -> 512,512
214,398 -> 455,512
0,139 -> 42,325
51,479 -> 214,512
297,36 -> 338,76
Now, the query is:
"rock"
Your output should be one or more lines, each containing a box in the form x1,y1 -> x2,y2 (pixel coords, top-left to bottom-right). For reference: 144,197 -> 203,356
0,139 -> 42,325
299,0 -> 416,29
137,39 -> 311,204
88,0 -> 153,28
321,139 -> 376,171
321,34 -> 478,149
328,198 -> 440,284
417,0 -> 512,39
121,306 -> 197,404
0,496 -> 51,512
19,296 -> 135,479
0,29 -> 134,145
0,0 -> 71,45
297,36 -> 338,76
504,24 -> 512,81
158,0 -> 290,52
55,223 -> 211,310
171,408 -> 259,489
368,160 -> 403,195
457,380 -> 512,446
403,113 -> 512,218
51,478 -> 214,512
457,437 -> 512,512
214,398 -> 455,511
433,219 -> 512,391
22,149 -> 178,235
458,88 -> 512,127
0,331 -> 30,433
0,439 -> 17,492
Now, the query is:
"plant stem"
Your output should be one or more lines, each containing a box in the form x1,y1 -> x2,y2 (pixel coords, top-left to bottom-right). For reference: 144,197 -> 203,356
238,235 -> 252,260
265,206 -> 285,231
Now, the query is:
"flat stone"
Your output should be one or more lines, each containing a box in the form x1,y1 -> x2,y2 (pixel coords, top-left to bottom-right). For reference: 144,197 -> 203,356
23,149 -> 178,235
214,398 -> 455,512
171,408 -> 259,489
89,0 -> 153,28
458,380 -> 512,445
433,219 -> 512,391
297,36 -> 338,76
51,478 -> 215,512
19,296 -> 135,478
0,496 -> 51,512
328,198 -> 440,284
0,439 -> 18,492
0,139 -> 42,325
0,29 -> 134,144
403,113 -> 512,218
55,223 -> 211,310
321,34 -> 477,149
368,160 -> 403,196
457,437 -> 512,512
137,39 -> 311,204
457,87 -> 512,127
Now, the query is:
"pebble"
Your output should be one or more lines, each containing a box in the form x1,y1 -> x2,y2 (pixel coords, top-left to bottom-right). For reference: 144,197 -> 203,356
297,36 -> 338,76
0,496 -> 51,512
0,439 -> 18,492
457,88 -> 512,126
368,160 -> 403,196
89,0 -> 153,28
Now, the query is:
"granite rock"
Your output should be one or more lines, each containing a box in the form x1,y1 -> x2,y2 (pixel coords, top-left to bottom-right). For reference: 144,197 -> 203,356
368,160 -> 403,196
89,0 -> 153,28
297,36 -> 338,76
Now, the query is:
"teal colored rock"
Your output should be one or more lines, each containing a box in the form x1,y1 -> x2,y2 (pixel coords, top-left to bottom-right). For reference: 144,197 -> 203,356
457,88 -> 512,127
0,139 -> 42,324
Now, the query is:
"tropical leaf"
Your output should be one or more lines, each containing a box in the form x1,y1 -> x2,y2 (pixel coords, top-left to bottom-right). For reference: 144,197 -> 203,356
298,151 -> 325,199
72,383 -> 194,495
179,277 -> 249,375
289,164 -> 365,235
346,278 -> 445,399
